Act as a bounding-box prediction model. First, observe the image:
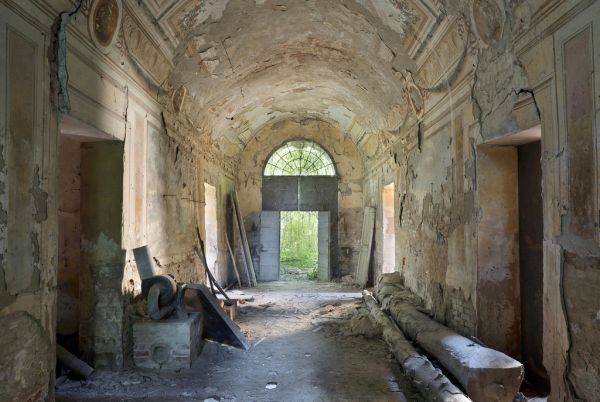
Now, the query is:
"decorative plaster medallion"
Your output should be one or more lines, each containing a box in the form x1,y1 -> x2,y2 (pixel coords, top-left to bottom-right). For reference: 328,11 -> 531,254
406,82 -> 424,120
471,0 -> 504,46
88,0 -> 122,53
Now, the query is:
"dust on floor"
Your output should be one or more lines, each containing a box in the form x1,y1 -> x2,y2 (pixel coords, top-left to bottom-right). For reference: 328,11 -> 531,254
56,281 -> 422,402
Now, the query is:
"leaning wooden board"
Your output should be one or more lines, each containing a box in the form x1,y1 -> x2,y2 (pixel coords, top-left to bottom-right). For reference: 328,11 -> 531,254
231,191 -> 257,286
230,198 -> 252,286
182,284 -> 250,350
224,230 -> 242,288
356,206 -> 375,287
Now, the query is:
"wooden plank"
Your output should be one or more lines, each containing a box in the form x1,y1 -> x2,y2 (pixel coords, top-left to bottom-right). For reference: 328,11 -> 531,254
259,211 -> 280,281
231,191 -> 257,286
182,284 -> 250,350
234,191 -> 257,286
224,230 -> 242,288
231,200 -> 252,286
356,206 -> 375,287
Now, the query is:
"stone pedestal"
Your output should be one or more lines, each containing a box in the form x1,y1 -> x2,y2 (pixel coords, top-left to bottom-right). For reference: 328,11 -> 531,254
133,313 -> 202,370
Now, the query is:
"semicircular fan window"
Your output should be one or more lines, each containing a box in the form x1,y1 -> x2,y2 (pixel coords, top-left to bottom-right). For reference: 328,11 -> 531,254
264,140 -> 336,176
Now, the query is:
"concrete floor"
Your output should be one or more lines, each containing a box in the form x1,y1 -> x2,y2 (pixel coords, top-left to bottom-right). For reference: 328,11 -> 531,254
56,281 -> 421,401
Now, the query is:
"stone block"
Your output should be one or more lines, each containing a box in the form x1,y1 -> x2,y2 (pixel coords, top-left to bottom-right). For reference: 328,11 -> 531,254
133,313 -> 202,370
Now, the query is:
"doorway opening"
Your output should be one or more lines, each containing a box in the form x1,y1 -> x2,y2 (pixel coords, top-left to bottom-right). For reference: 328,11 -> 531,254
477,125 -> 549,397
57,115 -> 125,367
382,183 -> 395,273
57,136 -> 82,355
280,211 -> 319,280
204,183 -> 218,277
259,210 -> 330,282
517,141 -> 550,395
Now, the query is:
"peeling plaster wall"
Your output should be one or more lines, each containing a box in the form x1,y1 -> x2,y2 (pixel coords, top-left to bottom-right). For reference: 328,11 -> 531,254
364,1 -> 600,401
511,1 -> 600,399
145,123 -> 201,284
143,120 -> 235,287
236,119 -> 365,278
366,100 -> 479,338
1,1 -> 232,395
61,0 -> 235,373
0,2 -> 57,401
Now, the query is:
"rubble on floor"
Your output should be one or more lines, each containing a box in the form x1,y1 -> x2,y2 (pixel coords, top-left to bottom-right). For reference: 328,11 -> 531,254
56,282 -> 422,402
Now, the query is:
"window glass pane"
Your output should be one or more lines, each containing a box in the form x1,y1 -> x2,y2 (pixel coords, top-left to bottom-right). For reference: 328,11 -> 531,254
264,141 -> 335,176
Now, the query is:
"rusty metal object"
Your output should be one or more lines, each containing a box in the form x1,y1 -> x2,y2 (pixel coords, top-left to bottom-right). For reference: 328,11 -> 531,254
141,274 -> 177,305
131,247 -> 248,350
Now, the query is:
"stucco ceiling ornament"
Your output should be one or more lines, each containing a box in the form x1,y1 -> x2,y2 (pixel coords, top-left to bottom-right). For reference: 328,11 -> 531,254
400,71 -> 425,120
470,0 -> 504,47
172,86 -> 187,115
385,103 -> 410,133
120,11 -> 173,84
88,0 -> 122,54
363,135 -> 380,159
414,16 -> 470,93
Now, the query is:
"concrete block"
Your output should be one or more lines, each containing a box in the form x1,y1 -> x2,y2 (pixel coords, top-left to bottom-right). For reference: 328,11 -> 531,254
133,313 -> 202,370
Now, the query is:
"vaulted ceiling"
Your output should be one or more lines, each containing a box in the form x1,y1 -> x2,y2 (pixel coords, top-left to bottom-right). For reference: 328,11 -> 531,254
129,0 -> 476,155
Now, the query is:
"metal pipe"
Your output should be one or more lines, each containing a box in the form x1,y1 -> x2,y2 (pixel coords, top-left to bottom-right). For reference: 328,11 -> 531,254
133,245 -> 158,280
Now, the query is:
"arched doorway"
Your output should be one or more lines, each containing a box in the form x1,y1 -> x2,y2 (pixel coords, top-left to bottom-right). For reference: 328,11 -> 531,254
259,140 -> 338,282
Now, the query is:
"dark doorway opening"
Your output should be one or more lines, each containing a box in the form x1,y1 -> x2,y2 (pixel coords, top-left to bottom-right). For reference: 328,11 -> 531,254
477,126 -> 550,397
57,136 -> 82,355
518,141 -> 551,395
57,116 -> 124,369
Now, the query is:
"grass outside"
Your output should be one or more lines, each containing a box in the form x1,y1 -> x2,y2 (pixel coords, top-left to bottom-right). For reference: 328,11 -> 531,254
280,211 -> 318,280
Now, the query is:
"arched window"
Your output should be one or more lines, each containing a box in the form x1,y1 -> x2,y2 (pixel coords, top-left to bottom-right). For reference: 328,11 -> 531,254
264,140 -> 336,176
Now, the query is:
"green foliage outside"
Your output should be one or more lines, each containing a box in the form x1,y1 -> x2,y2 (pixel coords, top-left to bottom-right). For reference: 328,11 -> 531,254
280,211 -> 318,279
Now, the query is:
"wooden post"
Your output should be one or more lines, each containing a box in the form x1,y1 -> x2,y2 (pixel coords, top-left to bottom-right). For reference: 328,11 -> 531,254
356,206 -> 375,286
225,230 -> 242,288
231,191 -> 257,286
